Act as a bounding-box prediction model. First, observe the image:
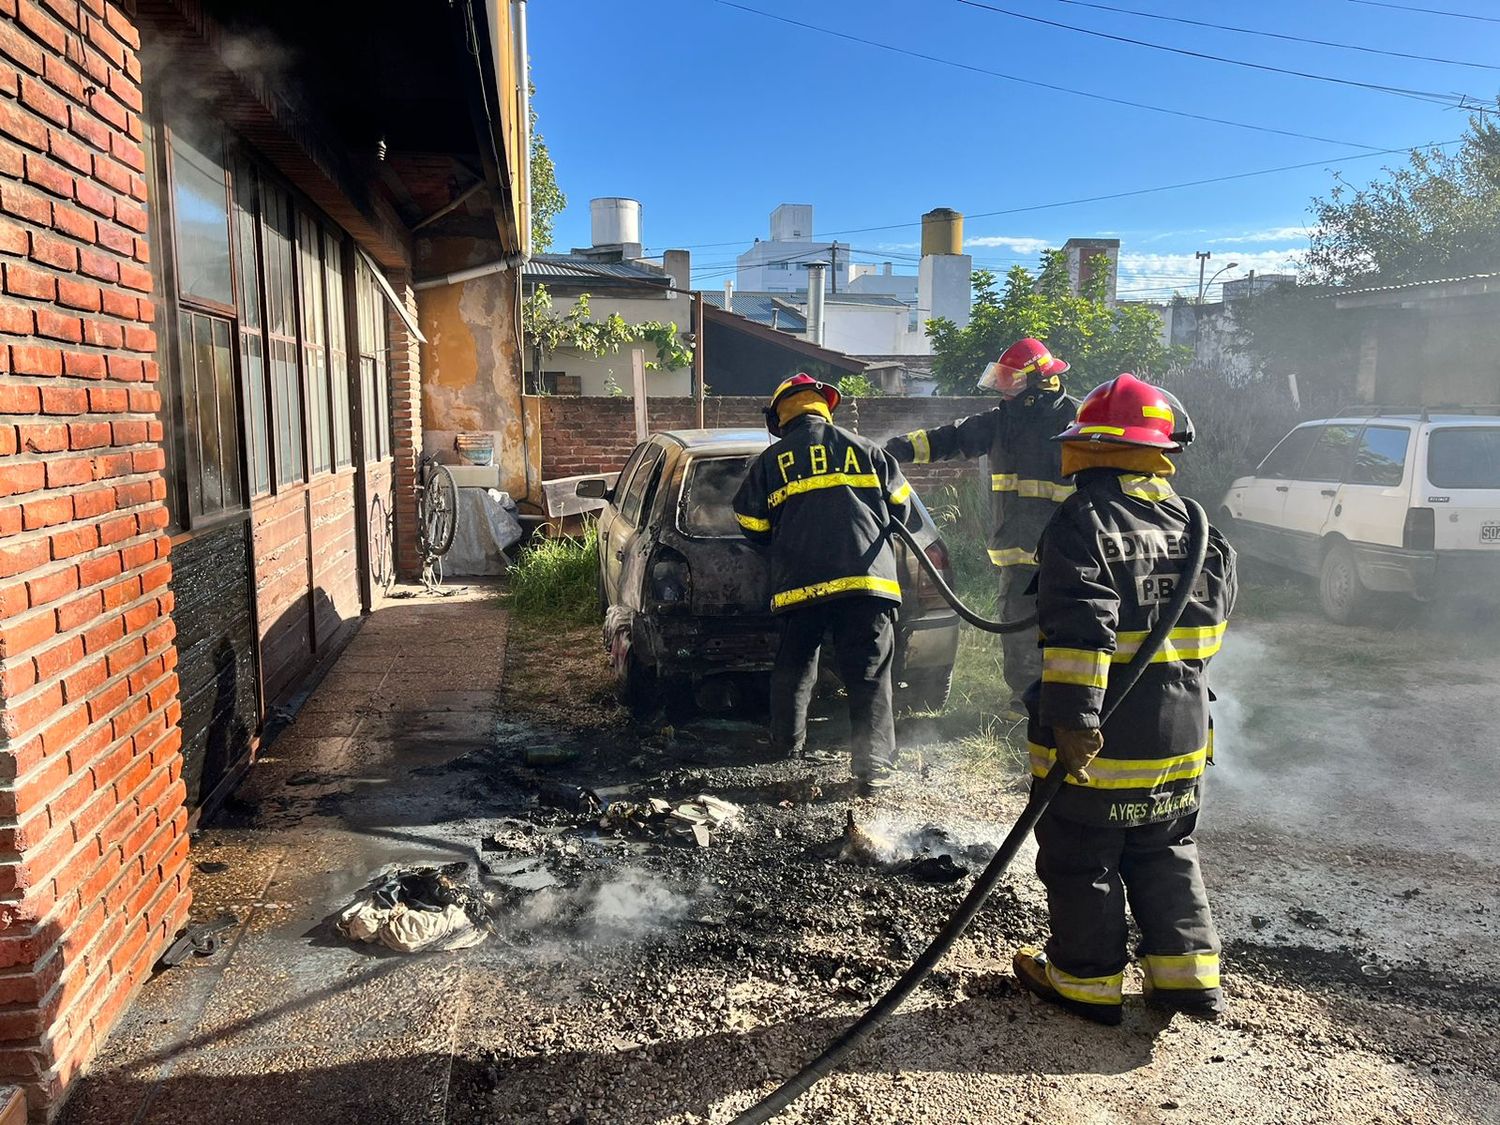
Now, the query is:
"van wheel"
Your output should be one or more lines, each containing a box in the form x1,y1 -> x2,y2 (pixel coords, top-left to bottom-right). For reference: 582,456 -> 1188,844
1319,542 -> 1374,624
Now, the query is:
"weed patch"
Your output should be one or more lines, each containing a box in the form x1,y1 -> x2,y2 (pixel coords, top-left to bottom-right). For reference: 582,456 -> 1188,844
508,522 -> 600,624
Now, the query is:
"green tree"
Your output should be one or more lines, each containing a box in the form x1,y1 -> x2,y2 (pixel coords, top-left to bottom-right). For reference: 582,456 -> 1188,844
927,251 -> 1186,395
528,83 -> 566,253
1306,110 -> 1500,286
836,373 -> 883,398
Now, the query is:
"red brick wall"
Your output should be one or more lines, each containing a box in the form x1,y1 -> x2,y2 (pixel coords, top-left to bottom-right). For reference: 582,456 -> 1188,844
535,394 -> 997,500
0,2 -> 190,1115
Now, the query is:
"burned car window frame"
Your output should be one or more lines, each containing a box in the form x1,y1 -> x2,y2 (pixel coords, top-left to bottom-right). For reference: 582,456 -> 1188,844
617,443 -> 665,527
676,454 -> 756,539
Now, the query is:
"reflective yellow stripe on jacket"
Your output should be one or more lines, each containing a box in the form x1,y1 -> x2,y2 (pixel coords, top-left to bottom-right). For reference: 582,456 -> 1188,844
772,575 -> 902,610
1042,646 -> 1109,688
889,480 -> 911,505
1029,742 -> 1209,790
735,512 -> 770,533
987,547 -> 1036,567
1141,951 -> 1220,991
906,430 -> 931,464
766,472 -> 880,509
992,473 -> 1075,502
1119,473 -> 1175,502
1113,621 -> 1227,663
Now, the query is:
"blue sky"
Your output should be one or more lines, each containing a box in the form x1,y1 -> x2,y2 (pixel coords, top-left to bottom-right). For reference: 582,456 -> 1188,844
528,0 -> 1500,300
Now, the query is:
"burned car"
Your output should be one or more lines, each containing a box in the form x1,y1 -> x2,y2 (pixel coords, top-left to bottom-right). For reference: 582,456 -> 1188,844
576,429 -> 961,715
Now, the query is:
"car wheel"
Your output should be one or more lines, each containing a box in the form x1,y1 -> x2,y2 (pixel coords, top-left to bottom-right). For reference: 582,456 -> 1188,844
901,668 -> 954,713
608,619 -> 657,718
1318,541 -> 1374,624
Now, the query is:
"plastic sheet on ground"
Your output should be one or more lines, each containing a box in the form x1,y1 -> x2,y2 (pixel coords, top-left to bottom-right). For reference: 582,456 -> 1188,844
445,488 -> 522,577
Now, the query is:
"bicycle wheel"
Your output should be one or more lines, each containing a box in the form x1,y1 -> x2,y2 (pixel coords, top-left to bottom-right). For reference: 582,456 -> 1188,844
420,461 -> 459,558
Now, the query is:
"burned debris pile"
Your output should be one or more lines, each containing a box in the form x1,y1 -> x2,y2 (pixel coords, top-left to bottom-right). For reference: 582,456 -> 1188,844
337,863 -> 495,953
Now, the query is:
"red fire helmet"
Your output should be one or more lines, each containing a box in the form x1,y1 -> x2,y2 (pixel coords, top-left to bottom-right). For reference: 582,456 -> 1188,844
1052,373 -> 1183,450
768,372 -> 840,413
977,338 -> 1070,398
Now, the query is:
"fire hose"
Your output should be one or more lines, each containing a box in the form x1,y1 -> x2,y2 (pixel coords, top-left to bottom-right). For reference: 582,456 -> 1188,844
730,498 -> 1210,1125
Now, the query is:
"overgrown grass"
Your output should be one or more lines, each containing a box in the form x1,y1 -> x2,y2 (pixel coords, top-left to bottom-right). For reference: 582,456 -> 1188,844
507,521 -> 600,623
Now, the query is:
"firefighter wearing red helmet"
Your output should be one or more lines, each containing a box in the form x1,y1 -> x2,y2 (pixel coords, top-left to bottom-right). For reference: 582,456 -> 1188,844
734,374 -> 915,794
1011,373 -> 1238,1026
885,338 -> 1079,720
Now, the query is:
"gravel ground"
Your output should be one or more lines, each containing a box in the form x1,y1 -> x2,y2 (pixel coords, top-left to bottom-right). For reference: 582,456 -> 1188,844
61,584 -> 1500,1124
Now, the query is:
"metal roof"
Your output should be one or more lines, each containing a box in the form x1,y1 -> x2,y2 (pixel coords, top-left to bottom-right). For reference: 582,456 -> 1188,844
523,255 -> 670,284
1333,271 -> 1500,307
700,292 -> 808,329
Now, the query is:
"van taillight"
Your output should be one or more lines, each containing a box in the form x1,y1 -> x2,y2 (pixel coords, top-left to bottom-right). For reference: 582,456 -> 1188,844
1403,508 -> 1435,551
918,542 -> 952,612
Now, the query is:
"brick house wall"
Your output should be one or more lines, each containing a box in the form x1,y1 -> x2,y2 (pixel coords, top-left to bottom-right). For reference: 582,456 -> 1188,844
0,1 -> 191,1116
535,394 -> 998,500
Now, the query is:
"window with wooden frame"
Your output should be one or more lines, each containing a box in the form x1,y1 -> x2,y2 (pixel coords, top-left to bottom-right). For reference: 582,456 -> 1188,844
354,256 -> 392,462
261,181 -> 304,488
297,211 -> 332,475
322,231 -> 353,469
231,155 -> 271,496
165,122 -> 244,523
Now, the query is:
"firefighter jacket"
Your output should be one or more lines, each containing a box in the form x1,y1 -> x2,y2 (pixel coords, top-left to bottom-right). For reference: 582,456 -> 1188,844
886,389 -> 1079,568
732,415 -> 912,614
1026,468 -> 1237,828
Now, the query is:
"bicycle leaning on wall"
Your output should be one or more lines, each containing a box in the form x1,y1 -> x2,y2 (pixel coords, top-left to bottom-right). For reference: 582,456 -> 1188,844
415,454 -> 458,590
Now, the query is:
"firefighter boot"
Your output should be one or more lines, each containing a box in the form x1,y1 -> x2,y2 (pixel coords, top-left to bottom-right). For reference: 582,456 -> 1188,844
1012,947 -> 1123,1026
1141,972 -> 1224,1021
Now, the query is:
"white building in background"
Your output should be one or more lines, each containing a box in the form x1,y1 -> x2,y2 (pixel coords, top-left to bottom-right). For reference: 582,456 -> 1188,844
735,204 -> 855,293
729,204 -> 972,358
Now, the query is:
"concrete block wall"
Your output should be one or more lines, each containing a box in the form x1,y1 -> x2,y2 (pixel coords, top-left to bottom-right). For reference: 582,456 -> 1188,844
535,394 -> 998,502
0,1 -> 190,1114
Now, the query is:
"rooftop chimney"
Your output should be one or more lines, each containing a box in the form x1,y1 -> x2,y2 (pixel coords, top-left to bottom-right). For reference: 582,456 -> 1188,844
806,262 -> 827,347
723,280 -> 734,310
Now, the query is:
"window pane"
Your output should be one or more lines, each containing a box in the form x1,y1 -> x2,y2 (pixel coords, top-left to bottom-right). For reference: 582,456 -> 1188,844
214,317 -> 242,510
323,232 -> 351,469
1257,426 -> 1318,479
1301,424 -> 1360,482
170,128 -> 233,305
619,447 -> 662,526
680,457 -> 752,536
178,316 -> 204,516
242,332 -> 270,494
194,315 -> 223,509
1349,426 -> 1409,486
231,157 -> 261,329
1428,428 -> 1500,489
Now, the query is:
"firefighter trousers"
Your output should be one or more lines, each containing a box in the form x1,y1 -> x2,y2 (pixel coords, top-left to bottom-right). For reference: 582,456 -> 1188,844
1034,807 -> 1222,1012
999,564 -> 1041,705
769,597 -> 896,778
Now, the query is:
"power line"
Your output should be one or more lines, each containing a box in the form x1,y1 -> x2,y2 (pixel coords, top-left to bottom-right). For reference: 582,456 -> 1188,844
953,0 -> 1476,105
1049,0 -> 1500,71
712,1 -> 1388,151
1344,0 -> 1500,23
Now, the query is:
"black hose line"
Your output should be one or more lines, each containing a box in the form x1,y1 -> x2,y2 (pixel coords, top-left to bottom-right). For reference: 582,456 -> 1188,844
730,499 -> 1211,1125
890,520 -> 1037,634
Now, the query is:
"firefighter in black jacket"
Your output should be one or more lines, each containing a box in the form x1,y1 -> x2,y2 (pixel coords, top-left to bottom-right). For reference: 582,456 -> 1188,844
1012,373 -> 1237,1026
733,374 -> 913,795
884,338 -> 1078,719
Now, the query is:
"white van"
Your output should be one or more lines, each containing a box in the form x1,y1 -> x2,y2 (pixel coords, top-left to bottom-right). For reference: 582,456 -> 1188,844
1219,410 -> 1500,622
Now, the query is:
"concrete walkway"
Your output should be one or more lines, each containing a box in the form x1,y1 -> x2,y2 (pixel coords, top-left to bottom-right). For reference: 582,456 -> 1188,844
59,584 -> 510,1125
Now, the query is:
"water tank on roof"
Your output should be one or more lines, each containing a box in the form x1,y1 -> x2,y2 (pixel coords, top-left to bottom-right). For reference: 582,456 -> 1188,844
921,208 -> 963,257
590,197 -> 641,248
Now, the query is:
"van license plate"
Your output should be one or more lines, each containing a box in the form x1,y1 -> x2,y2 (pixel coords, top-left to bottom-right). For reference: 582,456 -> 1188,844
1483,522 -> 1500,543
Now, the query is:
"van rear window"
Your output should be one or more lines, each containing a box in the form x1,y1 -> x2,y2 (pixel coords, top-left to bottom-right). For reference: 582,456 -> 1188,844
1427,428 -> 1500,489
680,456 -> 754,536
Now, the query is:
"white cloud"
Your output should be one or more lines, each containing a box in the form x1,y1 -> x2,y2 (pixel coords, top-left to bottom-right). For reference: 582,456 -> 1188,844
1116,249 -> 1307,300
1206,225 -> 1318,245
967,235 -> 1051,254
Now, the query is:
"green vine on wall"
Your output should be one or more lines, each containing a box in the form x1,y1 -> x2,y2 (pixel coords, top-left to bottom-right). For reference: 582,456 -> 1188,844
521,284 -> 693,393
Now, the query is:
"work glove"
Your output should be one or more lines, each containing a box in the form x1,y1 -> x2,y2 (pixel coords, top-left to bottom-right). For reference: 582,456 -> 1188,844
1054,727 -> 1104,782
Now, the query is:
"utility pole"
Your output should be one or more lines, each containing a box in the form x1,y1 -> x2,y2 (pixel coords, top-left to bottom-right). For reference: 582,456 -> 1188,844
1195,250 -> 1211,305
692,290 -> 706,428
